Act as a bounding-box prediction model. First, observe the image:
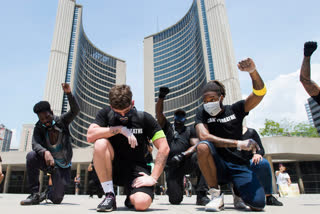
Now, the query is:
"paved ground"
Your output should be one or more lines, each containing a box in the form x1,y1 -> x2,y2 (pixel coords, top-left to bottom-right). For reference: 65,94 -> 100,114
0,194 -> 320,214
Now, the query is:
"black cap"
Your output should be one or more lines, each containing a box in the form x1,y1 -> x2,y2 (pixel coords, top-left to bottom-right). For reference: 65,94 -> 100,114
174,109 -> 186,116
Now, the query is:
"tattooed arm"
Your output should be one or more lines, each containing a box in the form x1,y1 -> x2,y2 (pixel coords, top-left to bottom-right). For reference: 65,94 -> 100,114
151,137 -> 169,180
87,124 -> 122,143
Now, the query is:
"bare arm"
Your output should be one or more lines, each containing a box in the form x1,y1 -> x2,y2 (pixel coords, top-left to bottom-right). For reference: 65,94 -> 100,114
156,98 -> 166,128
195,123 -> 237,148
287,177 -> 292,185
87,123 -> 122,143
300,41 -> 320,96
300,56 -> 320,96
238,58 -> 265,112
183,138 -> 200,157
151,137 -> 170,181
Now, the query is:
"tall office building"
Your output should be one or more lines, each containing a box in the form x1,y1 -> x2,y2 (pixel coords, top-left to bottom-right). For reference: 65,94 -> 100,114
144,0 -> 241,125
19,124 -> 34,152
0,124 -> 12,152
43,0 -> 126,147
307,97 -> 320,134
305,101 -> 315,126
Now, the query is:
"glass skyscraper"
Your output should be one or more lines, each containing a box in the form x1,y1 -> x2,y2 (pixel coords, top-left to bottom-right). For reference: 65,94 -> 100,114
44,0 -> 126,147
144,0 -> 242,125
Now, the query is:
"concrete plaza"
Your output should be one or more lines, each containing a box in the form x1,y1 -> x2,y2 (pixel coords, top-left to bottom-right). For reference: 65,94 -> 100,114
0,194 -> 320,214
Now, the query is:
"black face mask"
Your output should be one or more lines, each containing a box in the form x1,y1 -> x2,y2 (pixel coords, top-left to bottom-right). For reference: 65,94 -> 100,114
114,108 -> 134,125
174,115 -> 186,131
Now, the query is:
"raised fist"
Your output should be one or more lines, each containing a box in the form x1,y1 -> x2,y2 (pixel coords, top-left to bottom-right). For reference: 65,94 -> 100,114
61,83 -> 71,94
159,87 -> 170,98
304,41 -> 317,57
238,58 -> 256,73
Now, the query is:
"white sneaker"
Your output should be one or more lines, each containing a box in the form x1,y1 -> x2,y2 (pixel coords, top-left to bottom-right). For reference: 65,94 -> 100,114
205,188 -> 224,212
233,194 -> 248,210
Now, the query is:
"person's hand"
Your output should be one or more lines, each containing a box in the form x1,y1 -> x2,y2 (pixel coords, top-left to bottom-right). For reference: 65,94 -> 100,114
159,87 -> 170,98
170,153 -> 185,167
237,139 -> 260,153
120,127 -> 138,148
132,172 -> 157,188
238,58 -> 256,73
251,154 -> 263,165
44,151 -> 54,166
62,83 -> 71,94
304,41 -> 317,57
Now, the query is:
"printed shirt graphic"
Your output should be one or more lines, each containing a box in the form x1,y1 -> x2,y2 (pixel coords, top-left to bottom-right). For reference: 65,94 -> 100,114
93,107 -> 162,165
195,100 -> 249,165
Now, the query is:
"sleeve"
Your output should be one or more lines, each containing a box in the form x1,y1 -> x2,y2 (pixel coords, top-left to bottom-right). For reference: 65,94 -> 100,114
32,127 -> 47,157
232,100 -> 249,119
248,128 -> 265,156
285,173 -> 290,179
60,93 -> 80,125
0,156 -> 2,162
195,106 -> 206,126
143,112 -> 164,141
93,108 -> 109,127
311,93 -> 320,105
189,126 -> 197,138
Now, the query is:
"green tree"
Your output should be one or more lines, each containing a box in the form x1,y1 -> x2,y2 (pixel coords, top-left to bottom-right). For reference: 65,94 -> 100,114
259,119 -> 284,136
259,119 -> 319,137
291,122 -> 319,137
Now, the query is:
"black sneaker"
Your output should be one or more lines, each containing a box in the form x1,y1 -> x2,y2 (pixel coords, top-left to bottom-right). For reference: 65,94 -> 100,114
124,196 -> 134,209
39,187 -> 50,203
96,192 -> 117,212
266,195 -> 283,206
20,193 -> 40,205
196,194 -> 211,206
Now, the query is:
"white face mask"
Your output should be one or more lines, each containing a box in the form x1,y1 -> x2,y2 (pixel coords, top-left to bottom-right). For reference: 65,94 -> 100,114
203,98 -> 221,116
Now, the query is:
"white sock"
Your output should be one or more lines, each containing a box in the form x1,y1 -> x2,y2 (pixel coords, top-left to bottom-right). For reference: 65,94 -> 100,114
101,180 -> 114,194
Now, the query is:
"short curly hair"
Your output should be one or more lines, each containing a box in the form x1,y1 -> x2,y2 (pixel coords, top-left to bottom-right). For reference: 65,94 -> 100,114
201,80 -> 226,97
109,85 -> 132,110
33,101 -> 51,114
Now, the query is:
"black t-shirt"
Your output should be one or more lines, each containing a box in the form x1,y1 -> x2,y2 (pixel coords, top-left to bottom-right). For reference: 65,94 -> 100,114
195,100 -> 249,165
93,107 -> 162,166
163,119 -> 197,158
312,93 -> 320,105
240,128 -> 265,161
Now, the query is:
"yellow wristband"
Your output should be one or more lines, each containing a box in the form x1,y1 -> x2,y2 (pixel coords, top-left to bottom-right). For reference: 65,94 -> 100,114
253,85 -> 266,96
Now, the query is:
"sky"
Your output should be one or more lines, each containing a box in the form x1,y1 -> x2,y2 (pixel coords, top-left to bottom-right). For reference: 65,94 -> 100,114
0,0 -> 320,149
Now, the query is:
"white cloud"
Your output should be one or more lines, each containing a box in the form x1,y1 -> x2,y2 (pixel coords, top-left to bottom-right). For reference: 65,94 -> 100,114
245,64 -> 320,130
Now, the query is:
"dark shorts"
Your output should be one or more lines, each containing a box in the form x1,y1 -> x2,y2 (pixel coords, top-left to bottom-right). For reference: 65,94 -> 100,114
113,160 -> 154,200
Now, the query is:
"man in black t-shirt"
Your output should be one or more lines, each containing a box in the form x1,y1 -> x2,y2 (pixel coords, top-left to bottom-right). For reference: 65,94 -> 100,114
300,41 -> 320,105
87,85 -> 169,212
195,58 -> 266,212
156,87 -> 209,206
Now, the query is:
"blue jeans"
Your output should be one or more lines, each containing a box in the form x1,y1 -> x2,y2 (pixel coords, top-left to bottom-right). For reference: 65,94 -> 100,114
249,158 -> 273,195
199,141 -> 265,209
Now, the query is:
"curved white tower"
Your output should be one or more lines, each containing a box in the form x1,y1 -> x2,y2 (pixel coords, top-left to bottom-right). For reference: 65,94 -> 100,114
144,0 -> 241,125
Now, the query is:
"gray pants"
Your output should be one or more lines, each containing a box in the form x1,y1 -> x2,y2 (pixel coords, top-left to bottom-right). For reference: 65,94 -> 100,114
26,151 -> 71,204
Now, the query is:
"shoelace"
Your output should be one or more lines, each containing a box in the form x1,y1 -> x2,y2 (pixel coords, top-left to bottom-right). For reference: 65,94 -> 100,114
100,196 -> 113,206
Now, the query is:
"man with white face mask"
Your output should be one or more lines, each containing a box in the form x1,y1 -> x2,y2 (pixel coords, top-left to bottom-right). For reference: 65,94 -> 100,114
195,58 -> 266,212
